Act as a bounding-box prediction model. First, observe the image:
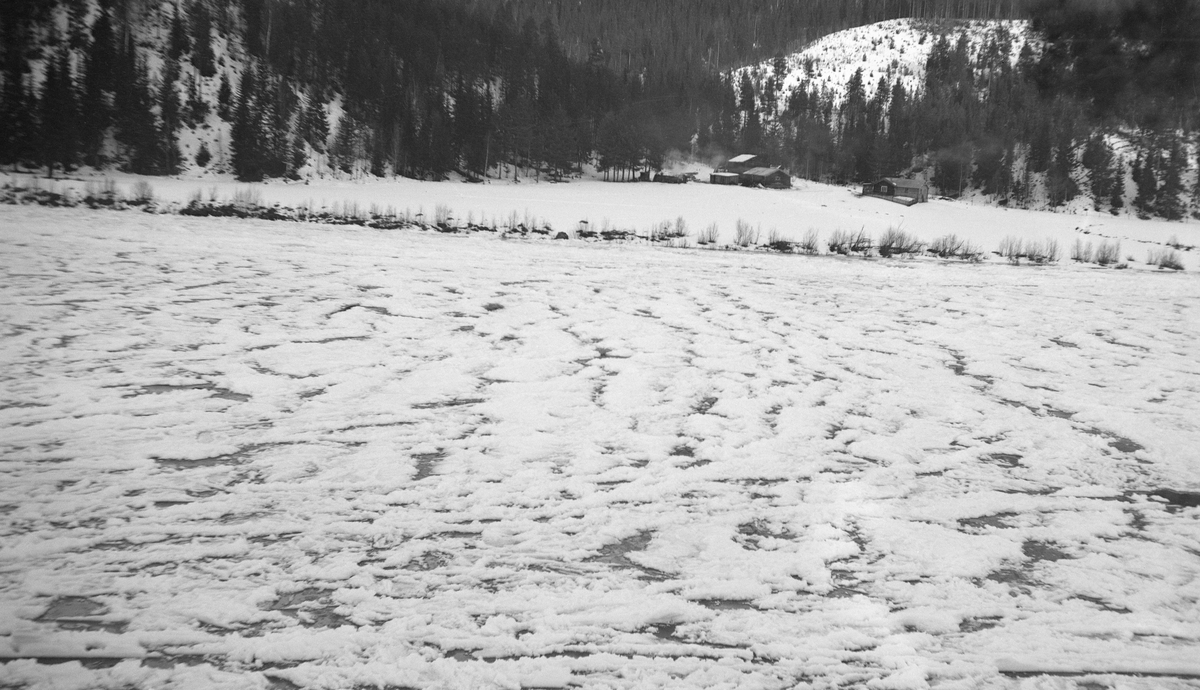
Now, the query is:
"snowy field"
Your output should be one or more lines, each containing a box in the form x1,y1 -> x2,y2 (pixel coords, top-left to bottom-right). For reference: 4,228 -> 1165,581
2,203 -> 1200,690
4,171 -> 1199,274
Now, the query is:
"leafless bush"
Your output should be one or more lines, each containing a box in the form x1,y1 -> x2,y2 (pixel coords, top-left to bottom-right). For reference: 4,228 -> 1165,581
697,223 -> 719,245
647,220 -> 672,241
999,235 -> 1023,264
434,203 -> 452,226
1155,248 -> 1184,270
1094,240 -> 1120,266
1042,238 -> 1061,263
1020,238 -> 1061,264
1167,234 -> 1182,250
734,219 -> 759,247
847,227 -> 872,254
670,216 -> 688,238
929,234 -> 965,258
877,227 -> 923,257
799,228 -> 820,254
232,186 -> 261,208
1071,238 -> 1093,263
129,180 -> 155,204
828,228 -> 850,254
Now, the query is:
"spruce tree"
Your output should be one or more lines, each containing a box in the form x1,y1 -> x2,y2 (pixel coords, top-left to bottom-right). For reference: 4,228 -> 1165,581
79,3 -> 116,168
0,63 -> 35,169
113,37 -> 160,173
159,57 -> 183,174
168,4 -> 191,61
1133,154 -> 1157,218
230,68 -> 262,180
302,93 -> 329,152
190,1 -> 215,78
40,42 -> 80,177
1156,137 -> 1185,220
216,72 -> 233,121
1109,160 -> 1125,214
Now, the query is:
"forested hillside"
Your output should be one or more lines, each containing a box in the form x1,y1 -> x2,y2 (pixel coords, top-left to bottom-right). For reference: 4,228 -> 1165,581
2,0 -> 1198,221
732,0 -> 1200,218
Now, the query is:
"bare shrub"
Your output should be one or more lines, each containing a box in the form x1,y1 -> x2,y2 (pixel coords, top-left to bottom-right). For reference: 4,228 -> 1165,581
828,228 -> 850,254
1167,234 -> 1182,250
999,235 -> 1023,264
697,223 -> 719,245
670,216 -> 688,238
929,234 -> 965,258
960,240 -> 983,262
734,219 -> 759,247
129,180 -> 155,205
647,220 -> 672,241
434,203 -> 452,226
1094,240 -> 1120,266
799,228 -> 820,254
1043,238 -> 1061,263
847,227 -> 872,255
878,227 -> 922,257
232,186 -> 261,208
1158,248 -> 1184,270
1071,238 -> 1093,263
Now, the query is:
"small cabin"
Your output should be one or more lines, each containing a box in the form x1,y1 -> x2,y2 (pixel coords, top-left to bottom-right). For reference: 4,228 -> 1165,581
721,154 -> 761,174
710,172 -> 741,185
740,167 -> 791,189
862,177 -> 928,205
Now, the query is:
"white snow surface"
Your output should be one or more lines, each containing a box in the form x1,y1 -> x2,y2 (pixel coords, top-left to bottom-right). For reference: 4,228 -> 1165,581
2,203 -> 1200,689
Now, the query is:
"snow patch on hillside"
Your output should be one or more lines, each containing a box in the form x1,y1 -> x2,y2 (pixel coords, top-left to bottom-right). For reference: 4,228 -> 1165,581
736,18 -> 1032,112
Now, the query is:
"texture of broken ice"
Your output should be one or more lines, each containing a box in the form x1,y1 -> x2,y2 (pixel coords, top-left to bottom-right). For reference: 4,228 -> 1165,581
2,205 -> 1199,689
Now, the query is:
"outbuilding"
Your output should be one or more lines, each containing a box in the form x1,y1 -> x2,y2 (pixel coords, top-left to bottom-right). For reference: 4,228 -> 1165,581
862,177 -> 928,204
721,154 -> 761,174
740,167 -> 791,189
710,172 -> 741,185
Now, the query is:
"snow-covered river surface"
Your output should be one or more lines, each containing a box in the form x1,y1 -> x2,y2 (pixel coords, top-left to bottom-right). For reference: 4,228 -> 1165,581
2,205 -> 1199,690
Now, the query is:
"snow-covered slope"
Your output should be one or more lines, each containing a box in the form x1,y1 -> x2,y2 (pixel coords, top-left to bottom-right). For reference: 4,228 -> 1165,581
736,18 -> 1032,111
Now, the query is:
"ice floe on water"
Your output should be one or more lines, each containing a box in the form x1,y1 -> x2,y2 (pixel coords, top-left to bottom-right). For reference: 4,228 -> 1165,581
2,205 -> 1200,689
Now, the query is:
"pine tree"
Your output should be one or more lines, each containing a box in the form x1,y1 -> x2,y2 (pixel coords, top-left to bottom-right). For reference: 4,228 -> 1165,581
1133,153 -> 1157,218
1109,160 -> 1125,214
190,1 -> 215,78
216,72 -> 233,121
0,61 -> 36,169
79,3 -> 116,168
113,37 -> 161,173
302,92 -> 329,152
159,57 -> 183,174
230,68 -> 262,180
168,4 -> 191,60
40,42 -> 80,177
1156,137 -> 1185,220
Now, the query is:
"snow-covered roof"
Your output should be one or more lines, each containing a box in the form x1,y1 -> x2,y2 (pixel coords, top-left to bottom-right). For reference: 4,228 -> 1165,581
884,177 -> 926,188
728,154 -> 759,163
743,167 -> 786,177
711,172 -> 740,178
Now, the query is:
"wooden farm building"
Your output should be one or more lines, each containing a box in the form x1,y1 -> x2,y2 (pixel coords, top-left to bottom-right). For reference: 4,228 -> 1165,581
862,177 -> 928,205
710,172 -> 740,185
720,154 -> 761,174
740,167 -> 792,189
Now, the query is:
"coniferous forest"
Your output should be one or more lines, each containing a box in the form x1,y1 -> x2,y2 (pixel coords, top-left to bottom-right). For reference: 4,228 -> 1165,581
1,0 -> 1198,219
